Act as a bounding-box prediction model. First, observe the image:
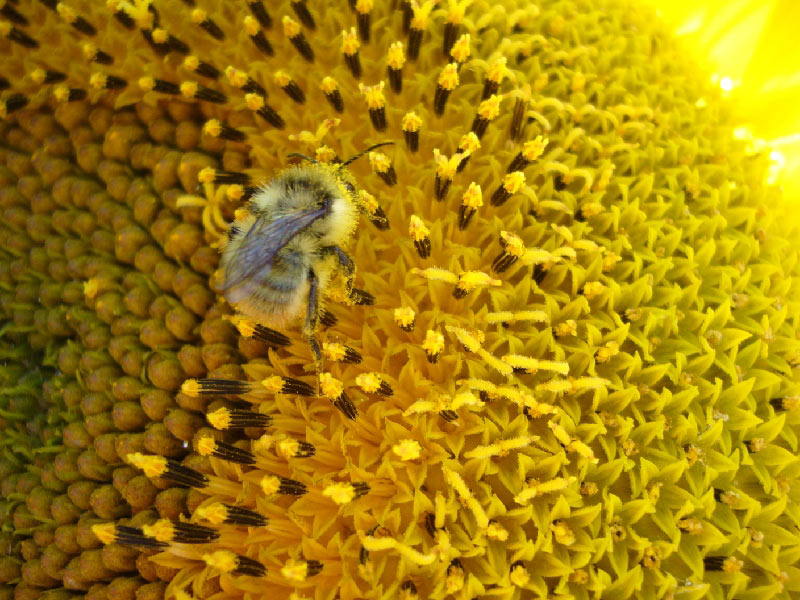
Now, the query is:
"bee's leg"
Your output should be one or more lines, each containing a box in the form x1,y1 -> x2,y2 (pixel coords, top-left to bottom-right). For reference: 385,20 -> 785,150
320,245 -> 355,293
304,268 -> 323,391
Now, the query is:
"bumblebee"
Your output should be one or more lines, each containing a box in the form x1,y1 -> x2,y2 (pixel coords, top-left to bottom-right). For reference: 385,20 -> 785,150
220,143 -> 391,367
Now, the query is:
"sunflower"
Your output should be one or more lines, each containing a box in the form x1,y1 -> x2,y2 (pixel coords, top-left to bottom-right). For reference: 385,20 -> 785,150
1,1 -> 799,600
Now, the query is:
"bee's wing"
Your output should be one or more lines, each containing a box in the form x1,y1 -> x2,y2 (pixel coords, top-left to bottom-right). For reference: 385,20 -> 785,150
223,205 -> 326,292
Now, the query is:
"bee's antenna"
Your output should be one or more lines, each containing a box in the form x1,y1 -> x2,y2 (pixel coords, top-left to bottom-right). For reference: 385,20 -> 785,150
339,142 -> 394,169
287,153 -> 318,163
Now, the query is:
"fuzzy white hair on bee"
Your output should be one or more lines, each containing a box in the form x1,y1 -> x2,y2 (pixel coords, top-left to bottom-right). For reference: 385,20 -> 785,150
220,142 -> 392,373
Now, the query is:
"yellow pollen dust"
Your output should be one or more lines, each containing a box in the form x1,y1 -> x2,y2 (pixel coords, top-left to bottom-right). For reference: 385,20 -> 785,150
203,119 -> 223,137
595,341 -> 619,363
458,132 -> 480,155
522,135 -> 548,160
434,149 -> 463,179
53,86 -> 71,102
360,535 -> 435,566
359,82 -> 386,109
142,519 -> 175,542
243,16 -> 260,35
180,379 -> 201,397
225,66 -> 249,88
461,182 -> 483,208
183,55 -> 200,70
500,231 -> 526,257
203,550 -> 238,572
355,0 -> 374,13
368,152 -> 391,174
262,375 -> 286,394
323,342 -> 347,362
510,564 -> 530,587
195,503 -> 228,525
446,326 -> 483,352
206,408 -> 231,430
446,0 -> 472,23
274,70 -> 293,88
410,0 -> 436,30
392,439 -> 422,460
152,28 -> 168,43
180,81 -> 199,98
127,452 -> 167,477
450,35 -> 471,63
724,557 -> 744,573
394,306 -> 416,328
139,77 -> 156,92
261,475 -> 282,495
277,439 -> 301,459
89,73 -> 108,90
244,93 -> 265,111
477,95 -> 502,119
320,76 -> 339,94
552,520 -> 576,545
486,521 -> 508,541
323,482 -> 357,505
91,523 -> 116,545
319,373 -> 344,398
387,42 -> 406,70
502,171 -> 526,193
56,3 -> 77,23
282,15 -> 302,38
196,436 -> 217,456
438,63 -> 460,91
190,8 -> 207,24
281,559 -> 309,583
355,372 -> 383,393
457,271 -> 501,293
408,215 -> 430,242
342,28 -> 360,56
487,57 -> 509,83
401,112 -> 422,132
